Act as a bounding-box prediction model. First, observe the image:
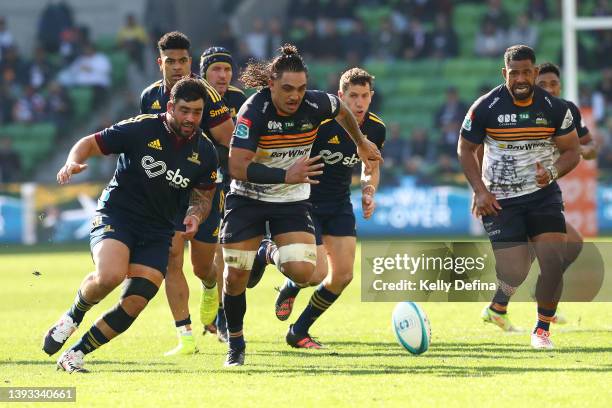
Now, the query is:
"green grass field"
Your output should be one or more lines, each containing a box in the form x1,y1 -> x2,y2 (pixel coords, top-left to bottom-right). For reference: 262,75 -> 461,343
1,243 -> 611,407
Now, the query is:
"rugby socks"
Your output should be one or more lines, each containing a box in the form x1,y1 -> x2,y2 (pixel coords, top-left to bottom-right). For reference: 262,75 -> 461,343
292,285 -> 339,335
215,303 -> 225,328
281,278 -> 302,298
175,316 -> 192,336
72,325 -> 109,355
68,289 -> 97,324
489,289 -> 510,314
535,307 -> 556,332
223,291 -> 246,350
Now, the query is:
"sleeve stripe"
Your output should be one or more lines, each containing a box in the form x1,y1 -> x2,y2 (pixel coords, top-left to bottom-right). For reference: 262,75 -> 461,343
368,114 -> 385,127
320,118 -> 333,125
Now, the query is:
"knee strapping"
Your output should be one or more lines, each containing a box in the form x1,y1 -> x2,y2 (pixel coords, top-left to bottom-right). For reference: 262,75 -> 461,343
223,248 -> 257,270
277,243 -> 316,265
103,304 -> 136,333
121,277 -> 159,301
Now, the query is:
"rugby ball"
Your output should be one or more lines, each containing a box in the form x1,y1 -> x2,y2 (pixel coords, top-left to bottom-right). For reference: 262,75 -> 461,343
392,301 -> 431,355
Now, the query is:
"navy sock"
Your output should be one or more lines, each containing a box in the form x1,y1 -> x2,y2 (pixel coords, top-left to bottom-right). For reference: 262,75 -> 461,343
223,291 -> 246,350
72,325 -> 109,355
292,285 -> 339,335
281,279 -> 301,297
535,307 -> 556,332
490,289 -> 509,314
216,305 -> 226,329
175,315 -> 191,328
67,290 -> 97,324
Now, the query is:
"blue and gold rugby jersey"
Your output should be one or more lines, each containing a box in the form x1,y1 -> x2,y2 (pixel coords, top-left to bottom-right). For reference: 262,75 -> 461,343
310,111 -> 386,203
224,85 -> 247,121
140,74 -> 231,132
461,84 -> 575,200
94,113 -> 218,231
230,88 -> 341,202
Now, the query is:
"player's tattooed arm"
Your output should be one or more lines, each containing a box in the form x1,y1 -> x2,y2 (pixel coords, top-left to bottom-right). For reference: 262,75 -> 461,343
186,188 -> 215,225
183,187 -> 215,239
335,100 -> 383,174
57,134 -> 103,184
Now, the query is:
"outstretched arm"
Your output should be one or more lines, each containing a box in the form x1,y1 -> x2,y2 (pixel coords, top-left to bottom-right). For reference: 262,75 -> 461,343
57,134 -> 103,184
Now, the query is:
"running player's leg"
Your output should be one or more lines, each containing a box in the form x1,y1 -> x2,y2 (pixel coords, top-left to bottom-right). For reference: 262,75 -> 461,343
213,245 -> 227,341
274,209 -> 324,320
528,197 -> 567,349
480,205 -> 530,332
190,240 -> 218,328
288,236 -> 354,348
222,236 -> 261,366
43,214 -> 131,356
57,229 -> 170,372
59,263 -> 164,372
191,186 -> 223,333
163,231 -> 197,356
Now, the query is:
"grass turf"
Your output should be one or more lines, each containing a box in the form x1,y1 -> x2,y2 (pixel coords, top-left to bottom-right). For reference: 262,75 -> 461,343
1,243 -> 611,407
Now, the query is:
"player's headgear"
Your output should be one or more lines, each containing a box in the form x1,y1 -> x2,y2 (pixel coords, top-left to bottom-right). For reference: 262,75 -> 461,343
200,46 -> 233,79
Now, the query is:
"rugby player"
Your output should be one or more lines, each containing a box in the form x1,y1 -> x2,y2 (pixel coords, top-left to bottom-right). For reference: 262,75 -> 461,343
43,78 -> 219,372
140,32 -> 233,356
250,68 -> 385,348
198,46 -> 247,342
481,62 -> 600,331
457,45 -> 580,349
221,45 -> 382,366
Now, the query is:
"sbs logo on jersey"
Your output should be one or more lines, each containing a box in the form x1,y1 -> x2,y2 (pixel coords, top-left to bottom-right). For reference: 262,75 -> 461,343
141,155 -> 190,188
319,150 -> 360,167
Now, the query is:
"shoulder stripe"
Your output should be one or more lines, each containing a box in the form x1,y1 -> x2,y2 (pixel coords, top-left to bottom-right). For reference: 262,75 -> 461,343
116,113 -> 158,126
228,85 -> 245,95
320,118 -> 334,125
201,79 -> 222,103
368,113 -> 385,126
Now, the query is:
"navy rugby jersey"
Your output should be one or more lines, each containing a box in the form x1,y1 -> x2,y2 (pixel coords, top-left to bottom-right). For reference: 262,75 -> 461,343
224,85 -> 247,121
94,113 -> 218,231
310,112 -> 386,202
140,75 -> 231,132
460,84 -> 575,200
231,88 -> 341,202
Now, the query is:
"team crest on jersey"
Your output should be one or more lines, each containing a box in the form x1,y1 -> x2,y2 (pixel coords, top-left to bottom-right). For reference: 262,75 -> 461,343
151,100 -> 161,110
328,135 -> 340,144
148,139 -> 163,150
187,152 -> 200,165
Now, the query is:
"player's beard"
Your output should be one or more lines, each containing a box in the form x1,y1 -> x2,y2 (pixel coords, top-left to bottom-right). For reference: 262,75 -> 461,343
169,116 -> 195,138
510,82 -> 534,101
